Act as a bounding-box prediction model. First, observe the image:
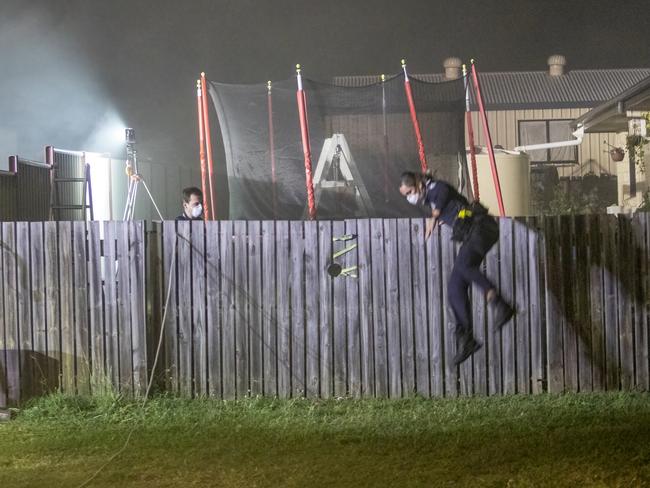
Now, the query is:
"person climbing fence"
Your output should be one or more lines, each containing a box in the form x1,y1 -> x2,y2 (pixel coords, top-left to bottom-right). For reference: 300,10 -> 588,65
399,170 -> 515,365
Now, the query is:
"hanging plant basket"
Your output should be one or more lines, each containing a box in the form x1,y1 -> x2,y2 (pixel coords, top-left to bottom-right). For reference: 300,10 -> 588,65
609,147 -> 625,162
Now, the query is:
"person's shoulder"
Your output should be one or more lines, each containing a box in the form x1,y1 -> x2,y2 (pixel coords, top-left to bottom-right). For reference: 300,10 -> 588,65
435,179 -> 454,190
176,213 -> 189,221
425,178 -> 438,192
426,179 -> 451,195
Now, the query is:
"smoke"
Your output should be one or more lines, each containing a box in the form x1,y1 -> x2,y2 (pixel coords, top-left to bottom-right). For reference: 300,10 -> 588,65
0,5 -> 124,168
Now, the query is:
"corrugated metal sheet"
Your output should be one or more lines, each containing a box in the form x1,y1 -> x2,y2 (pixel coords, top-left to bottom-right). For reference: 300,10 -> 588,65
0,157 -> 51,221
575,74 -> 650,132
333,69 -> 650,110
16,159 -> 51,221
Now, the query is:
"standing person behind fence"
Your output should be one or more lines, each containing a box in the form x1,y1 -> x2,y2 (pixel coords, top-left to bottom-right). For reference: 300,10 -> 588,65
399,171 -> 514,365
177,186 -> 204,221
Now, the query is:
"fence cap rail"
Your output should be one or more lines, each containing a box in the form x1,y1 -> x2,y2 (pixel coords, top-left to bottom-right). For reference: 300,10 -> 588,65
7,155 -> 51,171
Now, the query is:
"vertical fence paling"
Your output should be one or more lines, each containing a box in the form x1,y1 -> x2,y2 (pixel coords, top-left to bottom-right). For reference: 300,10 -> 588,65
1,215 -> 650,407
332,220 -> 347,398
0,224 -> 7,408
205,221 -> 221,398
73,221 -> 90,395
30,222 -> 47,398
318,221 -> 334,398
2,223 -> 19,404
248,221 -> 264,396
130,221 -> 148,395
357,219 -> 374,397
345,219 -> 361,398
88,222 -> 105,386
289,221 -> 306,397
428,224 -> 444,397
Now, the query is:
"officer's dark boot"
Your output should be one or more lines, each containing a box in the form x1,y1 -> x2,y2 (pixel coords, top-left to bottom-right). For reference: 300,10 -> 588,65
491,296 -> 514,331
453,326 -> 482,366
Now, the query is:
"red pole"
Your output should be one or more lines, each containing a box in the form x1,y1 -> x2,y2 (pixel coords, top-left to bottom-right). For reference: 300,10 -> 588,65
196,80 -> 210,220
296,64 -> 316,220
402,60 -> 428,173
470,61 -> 505,217
267,81 -> 277,219
200,72 -> 217,219
463,65 -> 480,202
466,113 -> 480,201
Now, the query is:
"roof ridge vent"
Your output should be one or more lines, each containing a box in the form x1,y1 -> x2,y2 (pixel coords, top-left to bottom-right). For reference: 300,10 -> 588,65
443,57 -> 462,79
548,54 -> 567,76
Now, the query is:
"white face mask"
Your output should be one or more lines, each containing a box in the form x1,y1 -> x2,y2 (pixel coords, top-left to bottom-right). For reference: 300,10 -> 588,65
406,193 -> 420,205
191,204 -> 203,218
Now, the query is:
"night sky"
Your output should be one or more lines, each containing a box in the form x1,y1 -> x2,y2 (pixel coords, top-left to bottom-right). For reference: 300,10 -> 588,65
2,0 -> 649,170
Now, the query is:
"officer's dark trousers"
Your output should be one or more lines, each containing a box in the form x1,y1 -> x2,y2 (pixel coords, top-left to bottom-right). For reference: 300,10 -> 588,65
448,218 -> 498,339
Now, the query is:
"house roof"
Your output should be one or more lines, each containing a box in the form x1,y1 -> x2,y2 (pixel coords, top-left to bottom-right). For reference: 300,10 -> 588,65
333,69 -> 650,111
573,74 -> 650,133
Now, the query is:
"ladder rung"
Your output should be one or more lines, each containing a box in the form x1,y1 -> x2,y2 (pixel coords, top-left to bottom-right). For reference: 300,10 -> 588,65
52,205 -> 88,210
54,178 -> 86,182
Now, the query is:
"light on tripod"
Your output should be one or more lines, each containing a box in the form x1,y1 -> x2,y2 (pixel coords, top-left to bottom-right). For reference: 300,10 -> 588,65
125,127 -> 136,144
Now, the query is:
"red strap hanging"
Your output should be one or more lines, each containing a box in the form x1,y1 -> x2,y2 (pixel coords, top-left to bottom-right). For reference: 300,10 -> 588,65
296,65 -> 316,220
402,60 -> 428,173
466,112 -> 480,201
200,72 -> 217,219
462,65 -> 480,202
471,61 -> 505,217
196,80 -> 210,220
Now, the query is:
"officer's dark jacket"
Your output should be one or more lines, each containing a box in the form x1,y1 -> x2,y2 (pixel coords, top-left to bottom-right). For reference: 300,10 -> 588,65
422,179 -> 469,226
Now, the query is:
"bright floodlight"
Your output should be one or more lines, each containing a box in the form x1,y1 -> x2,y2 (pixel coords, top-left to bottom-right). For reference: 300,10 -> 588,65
83,109 -> 129,153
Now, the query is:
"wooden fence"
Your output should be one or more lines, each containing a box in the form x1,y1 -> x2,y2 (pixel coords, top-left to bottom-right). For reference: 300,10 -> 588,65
1,214 -> 648,406
0,221 -> 147,407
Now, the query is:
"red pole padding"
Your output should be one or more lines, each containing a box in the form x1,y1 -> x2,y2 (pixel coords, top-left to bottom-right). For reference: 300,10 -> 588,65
267,83 -> 277,219
404,78 -> 428,173
200,72 -> 217,219
297,88 -> 316,220
466,111 -> 480,202
470,62 -> 505,217
462,66 -> 480,202
196,80 -> 210,221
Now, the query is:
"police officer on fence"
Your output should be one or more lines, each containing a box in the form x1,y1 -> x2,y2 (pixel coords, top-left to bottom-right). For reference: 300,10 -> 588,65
399,171 -> 514,365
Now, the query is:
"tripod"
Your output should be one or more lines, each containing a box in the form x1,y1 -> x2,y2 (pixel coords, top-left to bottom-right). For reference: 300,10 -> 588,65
121,128 -> 164,222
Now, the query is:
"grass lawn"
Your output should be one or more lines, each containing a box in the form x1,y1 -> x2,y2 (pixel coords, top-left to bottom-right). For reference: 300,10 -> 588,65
1,392 -> 649,487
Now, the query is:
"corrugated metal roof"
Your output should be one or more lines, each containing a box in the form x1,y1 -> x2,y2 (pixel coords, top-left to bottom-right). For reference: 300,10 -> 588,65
333,69 -> 650,110
574,74 -> 650,132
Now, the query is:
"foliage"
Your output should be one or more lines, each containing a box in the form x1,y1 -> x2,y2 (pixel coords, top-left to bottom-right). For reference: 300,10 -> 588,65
626,112 -> 650,173
639,189 -> 650,212
531,172 -> 614,215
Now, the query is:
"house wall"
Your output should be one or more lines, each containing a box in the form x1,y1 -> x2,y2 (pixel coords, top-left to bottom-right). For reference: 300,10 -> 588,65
466,108 -> 619,178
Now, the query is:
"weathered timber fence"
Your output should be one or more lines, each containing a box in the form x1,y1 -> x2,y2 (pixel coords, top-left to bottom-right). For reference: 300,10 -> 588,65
0,221 -> 147,407
1,215 -> 648,406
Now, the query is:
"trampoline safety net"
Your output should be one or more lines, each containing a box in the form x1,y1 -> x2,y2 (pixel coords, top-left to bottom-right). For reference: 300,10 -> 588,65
208,72 -> 467,220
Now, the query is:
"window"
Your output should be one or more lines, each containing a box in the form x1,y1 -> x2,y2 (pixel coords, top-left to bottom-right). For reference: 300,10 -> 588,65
518,119 -> 578,164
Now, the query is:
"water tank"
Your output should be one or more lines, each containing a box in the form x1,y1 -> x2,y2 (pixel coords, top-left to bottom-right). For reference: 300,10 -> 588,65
468,149 -> 531,216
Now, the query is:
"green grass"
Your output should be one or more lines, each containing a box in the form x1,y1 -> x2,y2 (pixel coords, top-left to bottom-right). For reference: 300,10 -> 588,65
1,392 -> 649,487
